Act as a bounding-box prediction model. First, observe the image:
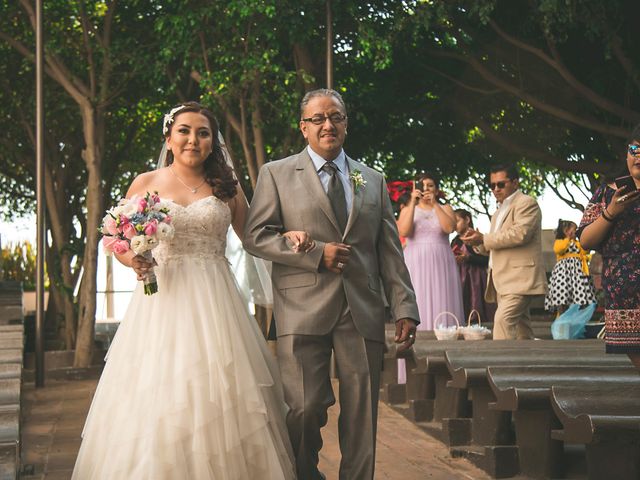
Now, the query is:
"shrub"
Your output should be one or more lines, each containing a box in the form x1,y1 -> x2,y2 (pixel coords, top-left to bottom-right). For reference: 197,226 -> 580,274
1,241 -> 48,291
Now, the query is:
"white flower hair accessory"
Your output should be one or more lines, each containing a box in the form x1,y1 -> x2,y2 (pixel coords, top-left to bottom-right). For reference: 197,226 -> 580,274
350,169 -> 367,193
162,105 -> 187,135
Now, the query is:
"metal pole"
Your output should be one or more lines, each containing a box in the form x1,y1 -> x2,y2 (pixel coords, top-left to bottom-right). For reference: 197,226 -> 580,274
35,0 -> 45,387
326,0 -> 333,89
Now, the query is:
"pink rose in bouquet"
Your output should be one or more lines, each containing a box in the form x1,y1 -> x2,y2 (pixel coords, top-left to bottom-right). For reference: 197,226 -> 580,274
100,191 -> 175,294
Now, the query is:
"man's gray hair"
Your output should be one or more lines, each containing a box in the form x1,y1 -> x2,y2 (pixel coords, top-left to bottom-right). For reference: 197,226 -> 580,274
299,89 -> 347,118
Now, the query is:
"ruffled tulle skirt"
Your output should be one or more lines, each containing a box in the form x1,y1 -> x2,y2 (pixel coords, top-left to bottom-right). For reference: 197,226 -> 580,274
72,256 -> 295,479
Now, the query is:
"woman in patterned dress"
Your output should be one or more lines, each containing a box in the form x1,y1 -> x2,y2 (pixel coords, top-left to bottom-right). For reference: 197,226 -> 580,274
578,126 -> 640,369
545,219 -> 596,314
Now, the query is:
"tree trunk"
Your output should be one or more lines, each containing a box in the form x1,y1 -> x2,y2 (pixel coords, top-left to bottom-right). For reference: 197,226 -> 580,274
251,79 -> 267,171
293,43 -> 319,91
43,152 -> 78,348
74,106 -> 103,367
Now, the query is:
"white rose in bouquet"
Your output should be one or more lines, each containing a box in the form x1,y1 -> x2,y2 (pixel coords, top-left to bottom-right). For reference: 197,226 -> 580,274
145,235 -> 159,250
130,235 -> 149,255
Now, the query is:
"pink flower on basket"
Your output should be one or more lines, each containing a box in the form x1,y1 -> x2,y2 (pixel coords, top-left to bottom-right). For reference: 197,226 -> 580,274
137,198 -> 147,213
144,219 -> 158,236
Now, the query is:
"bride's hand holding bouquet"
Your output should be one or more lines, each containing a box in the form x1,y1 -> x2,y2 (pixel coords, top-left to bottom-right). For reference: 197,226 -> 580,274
100,191 -> 175,294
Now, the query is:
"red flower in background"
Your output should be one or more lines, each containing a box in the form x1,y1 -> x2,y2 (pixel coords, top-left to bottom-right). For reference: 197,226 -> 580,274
386,180 -> 413,202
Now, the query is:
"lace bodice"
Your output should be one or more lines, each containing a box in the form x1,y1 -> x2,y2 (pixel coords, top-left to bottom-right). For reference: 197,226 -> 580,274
153,196 -> 231,265
405,207 -> 449,246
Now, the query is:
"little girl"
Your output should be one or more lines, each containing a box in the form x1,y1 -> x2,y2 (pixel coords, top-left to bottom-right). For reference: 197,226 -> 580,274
450,209 -> 496,322
545,219 -> 597,314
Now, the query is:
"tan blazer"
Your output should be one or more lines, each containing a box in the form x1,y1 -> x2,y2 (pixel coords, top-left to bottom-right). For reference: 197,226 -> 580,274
478,191 -> 547,301
243,149 -> 419,342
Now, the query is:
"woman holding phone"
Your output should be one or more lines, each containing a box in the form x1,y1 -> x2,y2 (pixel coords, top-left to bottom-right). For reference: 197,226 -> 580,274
578,126 -> 640,369
397,173 -> 463,352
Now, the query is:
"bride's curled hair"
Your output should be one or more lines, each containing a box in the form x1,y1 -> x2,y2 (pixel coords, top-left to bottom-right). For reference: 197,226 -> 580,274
163,101 -> 238,200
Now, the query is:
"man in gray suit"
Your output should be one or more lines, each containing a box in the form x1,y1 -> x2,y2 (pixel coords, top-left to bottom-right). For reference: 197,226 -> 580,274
243,89 -> 419,480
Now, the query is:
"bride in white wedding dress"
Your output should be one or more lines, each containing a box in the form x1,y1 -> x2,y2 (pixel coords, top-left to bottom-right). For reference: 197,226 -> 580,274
72,103 -> 296,479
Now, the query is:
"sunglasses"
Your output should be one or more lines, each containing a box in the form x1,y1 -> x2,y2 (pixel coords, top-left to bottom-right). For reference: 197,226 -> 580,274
628,144 -> 640,156
489,180 -> 511,190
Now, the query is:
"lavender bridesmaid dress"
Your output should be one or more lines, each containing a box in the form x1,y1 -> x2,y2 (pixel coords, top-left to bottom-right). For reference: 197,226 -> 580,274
398,207 -> 464,383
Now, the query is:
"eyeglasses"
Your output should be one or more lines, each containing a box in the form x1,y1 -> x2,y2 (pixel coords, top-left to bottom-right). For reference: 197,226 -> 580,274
302,113 -> 347,125
489,180 -> 512,190
628,144 -> 640,156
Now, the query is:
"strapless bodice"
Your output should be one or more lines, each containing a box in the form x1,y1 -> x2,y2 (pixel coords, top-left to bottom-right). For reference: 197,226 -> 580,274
152,196 -> 231,265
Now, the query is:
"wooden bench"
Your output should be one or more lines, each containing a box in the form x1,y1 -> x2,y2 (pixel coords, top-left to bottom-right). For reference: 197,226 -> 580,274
443,341 -> 629,478
488,365 -> 639,478
551,384 -> 640,480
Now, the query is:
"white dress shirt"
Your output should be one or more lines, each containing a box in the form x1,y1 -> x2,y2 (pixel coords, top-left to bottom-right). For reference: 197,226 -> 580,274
489,189 -> 519,268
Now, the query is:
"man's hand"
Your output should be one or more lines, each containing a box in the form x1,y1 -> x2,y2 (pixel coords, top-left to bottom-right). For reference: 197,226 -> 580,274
395,318 -> 417,353
322,242 -> 351,273
460,228 -> 484,247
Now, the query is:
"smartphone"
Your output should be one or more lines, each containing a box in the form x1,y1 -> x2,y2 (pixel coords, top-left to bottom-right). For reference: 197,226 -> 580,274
414,180 -> 423,192
614,175 -> 639,193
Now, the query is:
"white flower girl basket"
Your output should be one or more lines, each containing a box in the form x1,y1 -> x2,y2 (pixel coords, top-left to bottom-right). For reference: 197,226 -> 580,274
433,311 -> 460,341
460,309 -> 492,340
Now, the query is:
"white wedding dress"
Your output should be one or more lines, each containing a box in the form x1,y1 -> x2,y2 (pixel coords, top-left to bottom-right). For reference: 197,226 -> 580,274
72,196 -> 296,479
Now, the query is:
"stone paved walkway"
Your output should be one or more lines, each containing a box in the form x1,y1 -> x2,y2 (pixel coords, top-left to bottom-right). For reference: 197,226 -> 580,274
20,373 -> 489,479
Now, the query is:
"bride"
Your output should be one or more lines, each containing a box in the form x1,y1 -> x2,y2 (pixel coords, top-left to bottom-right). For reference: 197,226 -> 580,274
72,102 -> 297,479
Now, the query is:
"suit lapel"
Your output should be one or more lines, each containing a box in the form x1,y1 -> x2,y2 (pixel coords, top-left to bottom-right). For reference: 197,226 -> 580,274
295,149 -> 342,234
343,156 -> 365,238
496,191 -> 521,230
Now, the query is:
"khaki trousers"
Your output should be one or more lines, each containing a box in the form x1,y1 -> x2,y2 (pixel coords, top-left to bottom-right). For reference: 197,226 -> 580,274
277,312 -> 384,480
493,292 -> 535,340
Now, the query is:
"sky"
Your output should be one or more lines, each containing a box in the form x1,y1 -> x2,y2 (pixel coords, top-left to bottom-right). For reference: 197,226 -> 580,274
0,185 -> 590,322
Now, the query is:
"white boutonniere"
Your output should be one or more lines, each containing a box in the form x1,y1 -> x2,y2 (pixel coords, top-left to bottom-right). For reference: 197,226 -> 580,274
350,169 -> 367,193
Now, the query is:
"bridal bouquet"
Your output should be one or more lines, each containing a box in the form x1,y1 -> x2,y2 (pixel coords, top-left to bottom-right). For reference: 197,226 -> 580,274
100,191 -> 174,295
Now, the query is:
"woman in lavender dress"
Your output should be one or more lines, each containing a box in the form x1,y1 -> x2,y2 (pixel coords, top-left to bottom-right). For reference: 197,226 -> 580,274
396,173 -> 464,382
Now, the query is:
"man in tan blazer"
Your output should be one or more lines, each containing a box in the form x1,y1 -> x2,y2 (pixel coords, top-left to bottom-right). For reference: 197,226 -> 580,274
462,165 -> 547,339
243,89 -> 419,480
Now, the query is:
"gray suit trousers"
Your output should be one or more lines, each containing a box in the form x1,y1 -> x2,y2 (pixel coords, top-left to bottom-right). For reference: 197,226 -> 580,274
277,312 -> 384,480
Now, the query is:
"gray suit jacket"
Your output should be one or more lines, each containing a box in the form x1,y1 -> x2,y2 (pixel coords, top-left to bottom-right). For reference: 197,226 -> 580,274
243,148 -> 419,342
